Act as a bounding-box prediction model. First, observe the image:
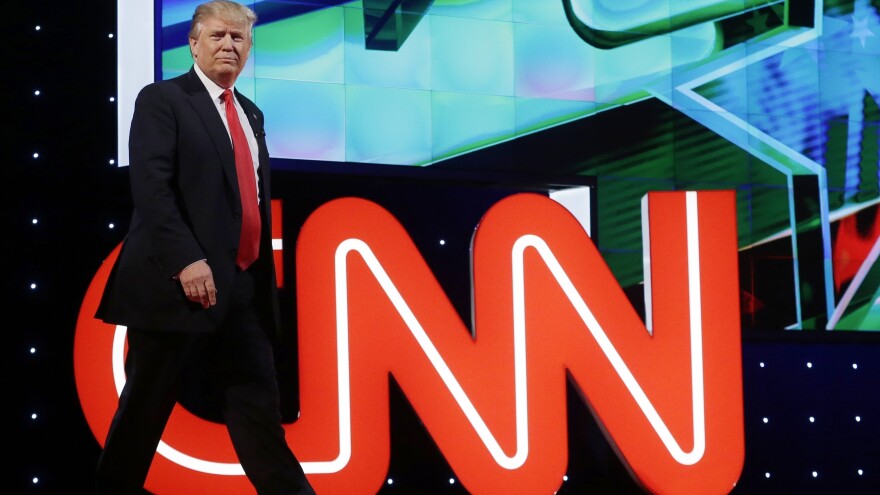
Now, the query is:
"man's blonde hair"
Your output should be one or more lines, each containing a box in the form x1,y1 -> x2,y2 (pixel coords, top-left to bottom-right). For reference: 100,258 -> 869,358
189,0 -> 257,39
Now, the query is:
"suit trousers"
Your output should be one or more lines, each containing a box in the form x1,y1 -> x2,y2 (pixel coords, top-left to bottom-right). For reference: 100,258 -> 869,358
95,268 -> 315,495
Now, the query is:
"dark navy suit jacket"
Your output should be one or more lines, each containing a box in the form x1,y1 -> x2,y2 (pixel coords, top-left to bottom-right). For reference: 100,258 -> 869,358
97,66 -> 280,337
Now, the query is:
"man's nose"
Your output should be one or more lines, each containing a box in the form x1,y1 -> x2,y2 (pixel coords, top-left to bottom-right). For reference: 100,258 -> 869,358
221,34 -> 234,49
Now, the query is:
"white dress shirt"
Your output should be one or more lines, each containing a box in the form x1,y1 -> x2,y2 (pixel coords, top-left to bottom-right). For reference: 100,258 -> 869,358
193,63 -> 261,199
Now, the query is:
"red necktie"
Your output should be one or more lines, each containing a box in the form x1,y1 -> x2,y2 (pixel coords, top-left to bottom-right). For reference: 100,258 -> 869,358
222,89 -> 261,270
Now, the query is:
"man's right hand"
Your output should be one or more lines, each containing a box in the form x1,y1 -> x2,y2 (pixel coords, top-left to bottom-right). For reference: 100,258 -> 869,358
179,260 -> 217,308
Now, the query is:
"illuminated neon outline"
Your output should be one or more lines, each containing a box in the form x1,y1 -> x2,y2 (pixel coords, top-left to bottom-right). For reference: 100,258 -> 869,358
306,191 -> 705,472
109,192 -> 706,474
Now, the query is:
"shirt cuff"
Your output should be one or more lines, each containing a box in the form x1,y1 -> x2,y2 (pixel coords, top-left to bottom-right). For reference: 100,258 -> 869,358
172,258 -> 207,280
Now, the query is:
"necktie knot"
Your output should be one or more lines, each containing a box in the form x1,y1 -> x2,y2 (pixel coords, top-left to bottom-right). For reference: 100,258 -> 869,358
221,88 -> 233,103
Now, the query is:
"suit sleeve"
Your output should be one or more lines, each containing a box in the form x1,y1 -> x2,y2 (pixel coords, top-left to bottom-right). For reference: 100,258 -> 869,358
128,83 -> 205,277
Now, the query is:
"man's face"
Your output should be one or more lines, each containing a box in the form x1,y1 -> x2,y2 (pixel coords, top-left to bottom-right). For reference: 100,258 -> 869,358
189,16 -> 251,88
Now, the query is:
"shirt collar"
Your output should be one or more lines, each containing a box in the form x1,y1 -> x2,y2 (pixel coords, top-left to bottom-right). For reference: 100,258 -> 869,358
193,63 -> 234,103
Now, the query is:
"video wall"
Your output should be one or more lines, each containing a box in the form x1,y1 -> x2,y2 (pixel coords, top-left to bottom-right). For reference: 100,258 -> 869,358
157,0 -> 724,165
118,0 -> 880,331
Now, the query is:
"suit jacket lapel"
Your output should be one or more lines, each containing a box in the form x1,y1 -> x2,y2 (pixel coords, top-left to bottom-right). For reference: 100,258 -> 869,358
181,67 -> 240,200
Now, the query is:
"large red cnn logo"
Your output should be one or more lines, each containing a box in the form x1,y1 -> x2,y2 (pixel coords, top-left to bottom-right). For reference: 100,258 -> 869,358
75,191 -> 744,494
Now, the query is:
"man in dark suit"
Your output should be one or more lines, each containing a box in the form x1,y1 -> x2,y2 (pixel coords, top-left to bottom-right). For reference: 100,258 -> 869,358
94,2 -> 315,493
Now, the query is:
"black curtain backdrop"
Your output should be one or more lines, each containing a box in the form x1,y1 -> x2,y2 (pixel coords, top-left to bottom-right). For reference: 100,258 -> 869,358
8,2 -> 127,492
